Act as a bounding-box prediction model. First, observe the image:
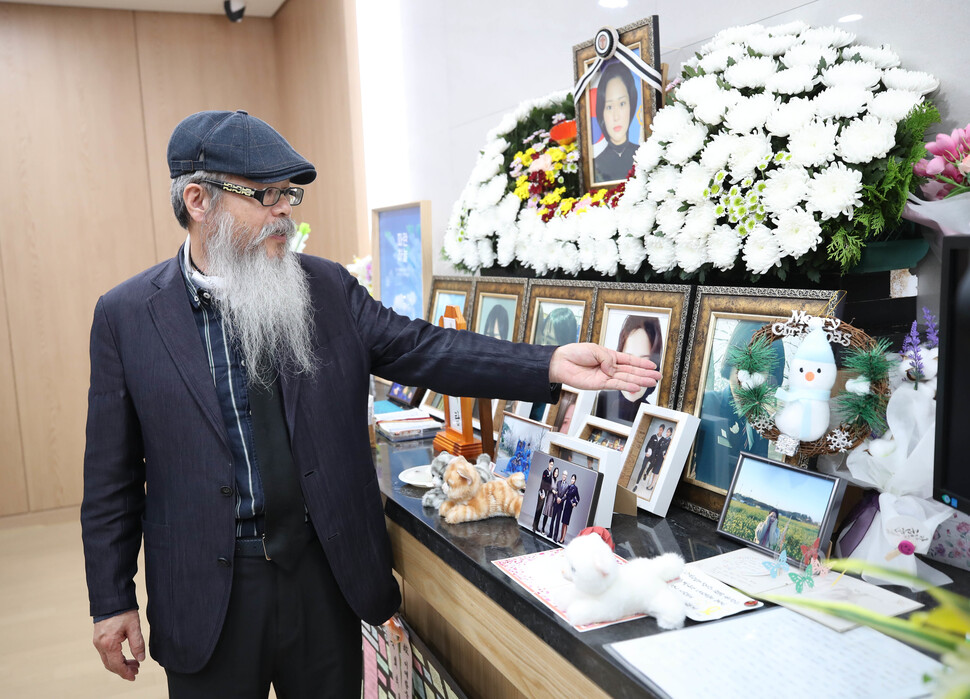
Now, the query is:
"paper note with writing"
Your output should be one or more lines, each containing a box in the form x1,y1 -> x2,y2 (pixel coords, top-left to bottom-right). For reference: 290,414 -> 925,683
771,572 -> 923,632
670,568 -> 762,621
493,549 -> 647,632
606,608 -> 941,699
690,548 -> 794,594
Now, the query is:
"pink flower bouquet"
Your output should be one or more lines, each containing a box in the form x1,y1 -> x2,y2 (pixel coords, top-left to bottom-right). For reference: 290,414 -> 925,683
913,124 -> 970,199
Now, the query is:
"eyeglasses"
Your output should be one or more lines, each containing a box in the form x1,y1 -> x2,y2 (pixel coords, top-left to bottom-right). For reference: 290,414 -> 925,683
202,179 -> 304,207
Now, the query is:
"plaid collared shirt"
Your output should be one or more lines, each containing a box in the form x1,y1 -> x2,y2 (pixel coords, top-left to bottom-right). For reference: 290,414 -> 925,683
179,240 -> 265,538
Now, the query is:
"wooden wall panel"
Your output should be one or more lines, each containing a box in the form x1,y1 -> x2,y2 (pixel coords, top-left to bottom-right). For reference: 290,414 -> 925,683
134,12 -> 282,262
0,265 -> 27,517
275,0 -> 370,266
0,4 -> 157,510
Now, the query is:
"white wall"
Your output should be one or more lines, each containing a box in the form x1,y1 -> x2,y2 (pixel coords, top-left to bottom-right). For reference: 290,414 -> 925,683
357,0 -> 970,274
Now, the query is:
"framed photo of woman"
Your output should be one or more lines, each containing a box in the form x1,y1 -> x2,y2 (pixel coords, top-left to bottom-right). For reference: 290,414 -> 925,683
590,283 -> 691,422
573,17 -> 662,192
523,280 -> 597,346
546,386 -> 596,437
471,278 -> 528,342
427,276 -> 475,326
675,286 -> 837,519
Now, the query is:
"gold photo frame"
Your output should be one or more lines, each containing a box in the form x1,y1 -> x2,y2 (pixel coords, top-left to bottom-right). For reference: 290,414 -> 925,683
472,278 -> 528,342
674,286 -> 837,519
523,280 -> 597,346
427,276 -> 475,326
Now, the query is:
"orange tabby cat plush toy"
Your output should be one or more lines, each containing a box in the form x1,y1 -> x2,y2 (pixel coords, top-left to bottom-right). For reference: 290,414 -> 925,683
439,455 -> 525,524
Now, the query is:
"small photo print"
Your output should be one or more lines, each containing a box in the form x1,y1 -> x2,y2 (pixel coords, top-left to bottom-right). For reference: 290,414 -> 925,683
518,451 -> 601,547
475,293 -> 518,341
626,416 -> 677,501
587,427 -> 627,452
494,412 -> 551,481
532,299 -> 585,346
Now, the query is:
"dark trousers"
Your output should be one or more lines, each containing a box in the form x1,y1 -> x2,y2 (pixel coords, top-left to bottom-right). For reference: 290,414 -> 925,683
166,539 -> 361,699
551,504 -> 564,541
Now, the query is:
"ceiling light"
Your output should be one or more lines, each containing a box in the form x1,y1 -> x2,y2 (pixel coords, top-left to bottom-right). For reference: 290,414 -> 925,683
838,14 -> 863,23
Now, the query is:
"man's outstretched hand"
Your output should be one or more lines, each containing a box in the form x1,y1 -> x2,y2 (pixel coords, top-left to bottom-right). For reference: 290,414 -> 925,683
549,343 -> 661,392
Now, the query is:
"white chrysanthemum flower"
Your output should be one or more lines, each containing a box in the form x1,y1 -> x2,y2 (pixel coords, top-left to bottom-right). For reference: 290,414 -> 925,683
478,238 -> 496,269
767,20 -> 808,35
710,24 -> 767,48
708,225 -> 744,270
837,115 -> 897,163
620,169 -> 649,205
764,65 -> 818,95
557,241 -> 582,275
469,153 -> 503,186
765,97 -> 816,137
781,43 -> 838,69
846,44 -> 900,69
723,56 -> 778,89
682,55 -> 701,71
882,68 -> 939,94
676,163 -> 714,204
728,133 -> 773,177
496,192 -> 521,226
807,162 -> 864,220
747,33 -> 798,56
868,89 -> 924,122
482,137 -> 509,160
634,139 -> 664,172
495,225 -> 518,267
620,201 -> 658,238
676,232 -> 709,273
698,46 -> 745,73
476,175 -> 508,209
682,201 -> 718,236
589,238 -> 619,276
459,237 -> 482,270
443,222 -> 465,263
644,235 -> 678,273
788,120 -> 839,167
743,225 -> 783,274
649,102 -> 694,142
665,123 -> 709,164
725,94 -> 779,134
656,199 -> 687,235
800,26 -> 855,47
813,85 -> 872,119
821,61 -> 882,89
676,74 -> 722,108
773,207 -> 823,256
700,133 -> 740,171
617,235 -> 647,273
646,165 -> 681,202
583,206 -> 620,240
761,166 -> 810,212
693,89 -> 741,126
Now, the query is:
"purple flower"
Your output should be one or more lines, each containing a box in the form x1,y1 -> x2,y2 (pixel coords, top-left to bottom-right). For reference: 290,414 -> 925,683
901,320 -> 925,387
923,307 -> 939,349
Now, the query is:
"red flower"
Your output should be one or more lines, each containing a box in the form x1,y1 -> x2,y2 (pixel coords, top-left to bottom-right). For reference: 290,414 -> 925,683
550,119 -> 577,145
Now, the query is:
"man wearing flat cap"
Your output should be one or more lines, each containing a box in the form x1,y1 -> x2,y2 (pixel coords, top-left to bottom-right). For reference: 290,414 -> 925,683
81,109 -> 659,697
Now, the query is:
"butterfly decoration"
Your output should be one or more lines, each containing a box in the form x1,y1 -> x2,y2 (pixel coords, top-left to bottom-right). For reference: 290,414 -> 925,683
811,555 -> 831,578
789,568 -> 815,594
800,537 -> 820,565
762,550 -> 789,578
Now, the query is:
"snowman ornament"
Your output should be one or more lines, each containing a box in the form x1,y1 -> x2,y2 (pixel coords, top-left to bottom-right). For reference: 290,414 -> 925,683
774,325 -> 837,454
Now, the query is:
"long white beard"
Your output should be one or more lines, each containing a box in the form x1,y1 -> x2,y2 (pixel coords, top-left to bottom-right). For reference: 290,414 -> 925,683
201,209 -> 317,387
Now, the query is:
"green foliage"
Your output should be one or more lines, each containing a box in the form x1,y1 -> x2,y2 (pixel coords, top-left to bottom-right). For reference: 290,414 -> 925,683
843,338 -> 896,382
835,391 -> 889,433
728,335 -> 779,374
732,382 -> 776,419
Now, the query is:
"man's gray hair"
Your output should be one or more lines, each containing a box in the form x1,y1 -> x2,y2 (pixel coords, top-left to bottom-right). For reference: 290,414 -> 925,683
170,170 -> 229,229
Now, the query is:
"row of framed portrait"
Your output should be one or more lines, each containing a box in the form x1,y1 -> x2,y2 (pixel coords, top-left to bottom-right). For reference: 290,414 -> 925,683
426,276 -> 836,519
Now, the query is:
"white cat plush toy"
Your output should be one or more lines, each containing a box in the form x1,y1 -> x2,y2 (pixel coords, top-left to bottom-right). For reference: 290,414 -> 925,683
557,532 -> 686,629
775,325 -> 837,442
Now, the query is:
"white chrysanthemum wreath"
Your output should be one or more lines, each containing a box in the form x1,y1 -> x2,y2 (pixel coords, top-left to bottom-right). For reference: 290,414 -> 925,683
444,21 -> 939,282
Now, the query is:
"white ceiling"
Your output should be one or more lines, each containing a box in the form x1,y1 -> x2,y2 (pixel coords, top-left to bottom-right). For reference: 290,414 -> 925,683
7,0 -> 287,17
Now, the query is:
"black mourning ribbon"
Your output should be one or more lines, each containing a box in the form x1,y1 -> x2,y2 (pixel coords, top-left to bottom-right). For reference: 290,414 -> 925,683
249,378 -> 310,571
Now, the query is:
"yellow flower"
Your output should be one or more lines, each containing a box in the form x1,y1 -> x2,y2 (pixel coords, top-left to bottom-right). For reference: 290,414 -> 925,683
545,170 -> 555,184
514,180 -> 531,200
559,197 -> 576,213
591,189 -> 607,203
548,147 -> 565,163
540,186 -> 566,207
520,149 -> 534,167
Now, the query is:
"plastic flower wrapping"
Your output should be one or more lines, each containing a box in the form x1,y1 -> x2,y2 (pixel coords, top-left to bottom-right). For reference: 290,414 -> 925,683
444,23 -> 940,282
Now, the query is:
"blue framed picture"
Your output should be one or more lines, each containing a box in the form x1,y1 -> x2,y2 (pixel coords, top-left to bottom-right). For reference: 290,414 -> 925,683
372,201 -> 431,321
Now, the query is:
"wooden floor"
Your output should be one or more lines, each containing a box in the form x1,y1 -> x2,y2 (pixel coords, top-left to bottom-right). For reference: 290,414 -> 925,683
0,507 -> 168,697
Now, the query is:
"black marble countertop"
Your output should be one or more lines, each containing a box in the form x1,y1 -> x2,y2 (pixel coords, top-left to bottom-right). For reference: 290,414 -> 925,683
374,438 -> 969,698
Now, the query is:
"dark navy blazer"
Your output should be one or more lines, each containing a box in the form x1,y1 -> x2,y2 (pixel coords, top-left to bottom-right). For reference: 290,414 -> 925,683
81,253 -> 557,673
